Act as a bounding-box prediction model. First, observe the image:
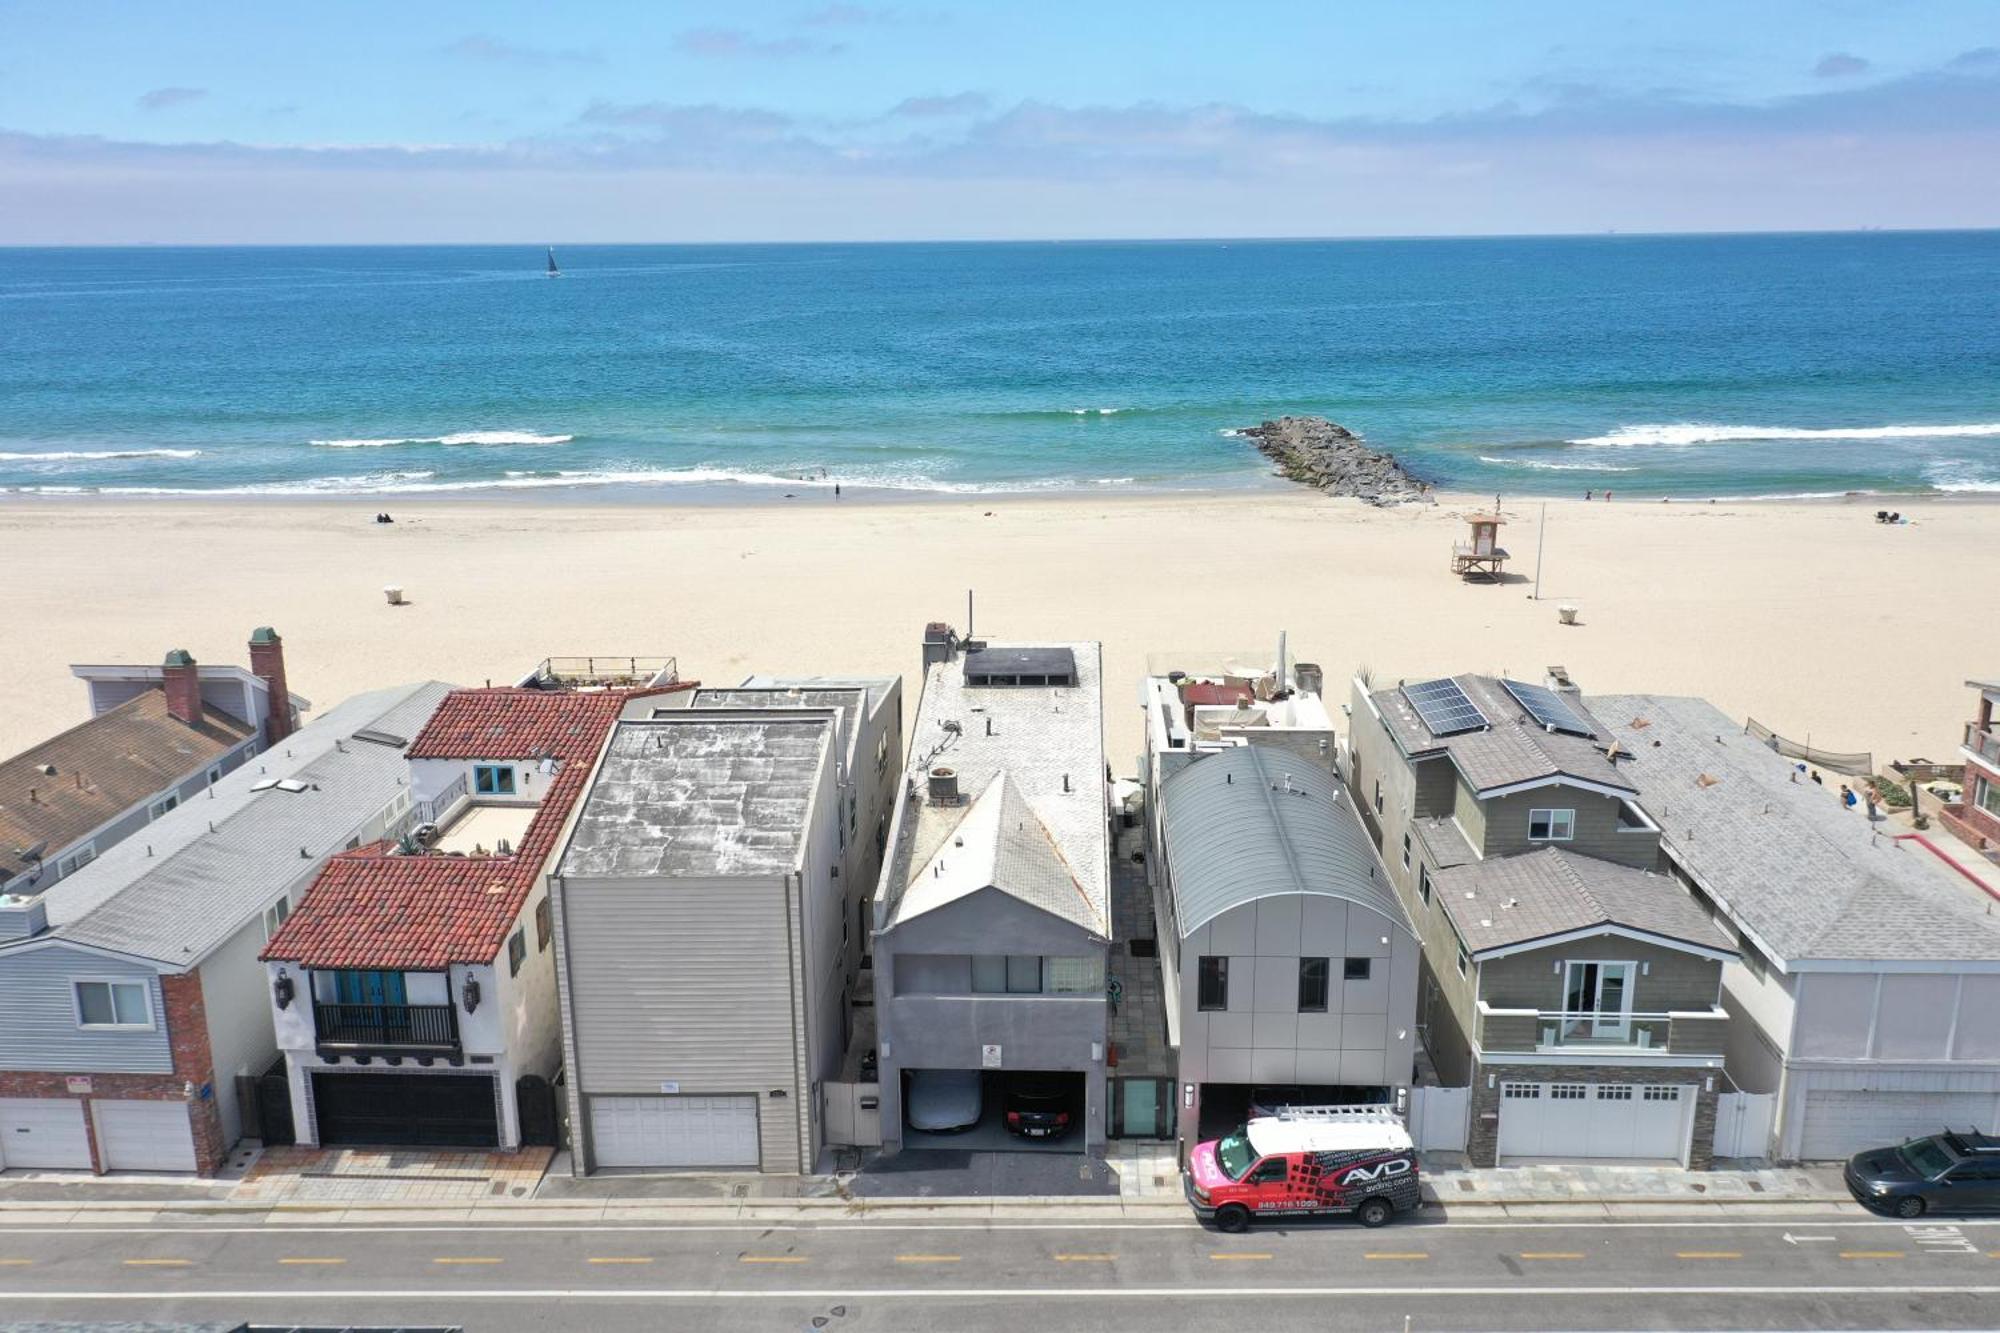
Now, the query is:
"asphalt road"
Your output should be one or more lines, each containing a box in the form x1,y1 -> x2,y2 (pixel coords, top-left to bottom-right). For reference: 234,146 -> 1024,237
1,1212 -> 1997,1331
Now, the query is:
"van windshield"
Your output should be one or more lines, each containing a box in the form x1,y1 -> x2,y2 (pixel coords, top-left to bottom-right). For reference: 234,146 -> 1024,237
1215,1134 -> 1256,1181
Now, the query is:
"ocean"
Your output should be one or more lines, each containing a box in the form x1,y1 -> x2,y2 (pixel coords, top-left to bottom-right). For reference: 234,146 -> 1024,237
4,233 -> 1999,500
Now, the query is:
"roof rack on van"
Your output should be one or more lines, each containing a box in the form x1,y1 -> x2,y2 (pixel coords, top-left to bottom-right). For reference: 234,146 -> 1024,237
1264,1104 -> 1403,1125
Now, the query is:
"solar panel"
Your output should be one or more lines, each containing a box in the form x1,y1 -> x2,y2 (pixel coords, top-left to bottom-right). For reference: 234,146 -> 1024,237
1400,677 -> 1488,737
1500,678 -> 1595,738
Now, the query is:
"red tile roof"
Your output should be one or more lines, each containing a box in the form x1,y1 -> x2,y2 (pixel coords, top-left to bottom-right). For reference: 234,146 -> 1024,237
263,683 -> 692,970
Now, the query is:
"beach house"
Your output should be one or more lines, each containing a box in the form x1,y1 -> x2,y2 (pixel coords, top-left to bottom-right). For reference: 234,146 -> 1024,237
261,679 -> 678,1152
871,624 -> 1111,1155
0,680 -> 449,1174
1154,744 -> 1420,1159
1345,673 -> 1735,1167
1594,693 -> 2000,1160
1943,675 -> 2000,859
550,704 -> 847,1173
1,629 -> 307,899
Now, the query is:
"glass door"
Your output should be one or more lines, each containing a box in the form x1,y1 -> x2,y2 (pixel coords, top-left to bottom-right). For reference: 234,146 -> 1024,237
1562,962 -> 1634,1042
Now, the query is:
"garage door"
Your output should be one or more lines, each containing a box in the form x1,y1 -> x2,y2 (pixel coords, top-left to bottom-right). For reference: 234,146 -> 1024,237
1497,1082 -> 1691,1162
311,1073 -> 499,1148
0,1098 -> 91,1170
93,1100 -> 197,1172
589,1095 -> 758,1168
1798,1089 -> 2000,1161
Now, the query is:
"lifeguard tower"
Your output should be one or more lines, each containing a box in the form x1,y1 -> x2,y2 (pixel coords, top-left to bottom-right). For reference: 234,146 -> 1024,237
1452,509 -> 1509,580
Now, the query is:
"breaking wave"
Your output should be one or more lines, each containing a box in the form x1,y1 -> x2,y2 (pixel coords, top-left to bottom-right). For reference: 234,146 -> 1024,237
0,447 -> 202,462
4,466 -> 1148,497
1574,422 -> 2000,447
1477,456 -> 1637,473
308,431 -> 574,448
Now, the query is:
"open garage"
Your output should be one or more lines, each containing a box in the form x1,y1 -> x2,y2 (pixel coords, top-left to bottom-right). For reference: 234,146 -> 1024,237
902,1069 -> 1085,1153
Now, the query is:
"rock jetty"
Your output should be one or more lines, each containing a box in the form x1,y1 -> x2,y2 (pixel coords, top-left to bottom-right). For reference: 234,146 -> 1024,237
1237,416 -> 1429,505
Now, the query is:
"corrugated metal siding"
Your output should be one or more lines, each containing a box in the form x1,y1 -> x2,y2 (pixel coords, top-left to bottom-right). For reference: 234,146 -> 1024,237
0,945 -> 171,1073
563,874 -> 804,1172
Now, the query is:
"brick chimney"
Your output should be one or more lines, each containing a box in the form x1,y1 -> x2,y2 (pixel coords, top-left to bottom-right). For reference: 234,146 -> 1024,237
162,649 -> 202,726
248,626 -> 294,746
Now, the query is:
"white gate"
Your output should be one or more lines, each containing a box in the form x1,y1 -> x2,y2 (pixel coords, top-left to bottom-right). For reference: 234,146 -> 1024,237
1712,1091 -> 1776,1160
1408,1085 -> 1470,1152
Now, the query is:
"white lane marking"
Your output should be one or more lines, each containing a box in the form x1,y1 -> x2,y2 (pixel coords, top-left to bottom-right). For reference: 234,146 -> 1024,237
0,1216 -> 1968,1237
8,1284 -> 2000,1301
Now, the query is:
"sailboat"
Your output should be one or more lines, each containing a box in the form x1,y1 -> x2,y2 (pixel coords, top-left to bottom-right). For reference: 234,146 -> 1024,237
546,246 -> 561,278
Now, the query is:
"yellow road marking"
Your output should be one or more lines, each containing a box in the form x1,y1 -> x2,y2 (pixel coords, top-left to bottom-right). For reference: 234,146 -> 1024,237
1839,1250 -> 1904,1260
1054,1253 -> 1117,1262
739,1256 -> 810,1264
1519,1252 -> 1586,1261
588,1257 -> 655,1265
895,1254 -> 962,1264
1676,1251 -> 1742,1260
433,1257 -> 504,1265
0,1260 -> 31,1266
1366,1252 -> 1430,1260
1210,1252 -> 1274,1261
123,1259 -> 192,1267
278,1257 -> 347,1266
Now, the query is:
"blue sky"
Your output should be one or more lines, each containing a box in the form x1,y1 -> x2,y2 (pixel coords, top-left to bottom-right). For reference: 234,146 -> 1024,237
3,0 -> 1997,242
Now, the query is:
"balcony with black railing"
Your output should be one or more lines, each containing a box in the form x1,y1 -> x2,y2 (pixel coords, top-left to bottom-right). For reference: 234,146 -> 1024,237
312,1001 -> 461,1056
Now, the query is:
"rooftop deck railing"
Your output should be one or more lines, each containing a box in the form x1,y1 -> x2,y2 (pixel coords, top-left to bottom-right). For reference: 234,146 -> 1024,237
414,772 -> 469,829
1478,1003 -> 1727,1057
525,656 -> 679,689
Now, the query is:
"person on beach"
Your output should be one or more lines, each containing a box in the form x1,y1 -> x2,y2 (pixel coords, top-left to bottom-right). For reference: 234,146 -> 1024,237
1865,783 -> 1881,821
1841,784 -> 1858,810
834,483 -> 841,499
1585,489 -> 1594,501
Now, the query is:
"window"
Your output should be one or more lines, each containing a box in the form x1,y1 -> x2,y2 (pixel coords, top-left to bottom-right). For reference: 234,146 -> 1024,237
1197,956 -> 1229,1011
1344,956 -> 1372,981
334,970 -> 406,1005
1047,956 -> 1105,994
1596,1085 -> 1633,1101
262,896 -> 291,941
535,896 -> 552,951
972,955 -> 1008,993
1643,1085 -> 1682,1102
475,764 -> 517,796
56,843 -> 97,877
1006,954 -> 1042,994
1455,940 -> 1469,977
207,765 -> 224,786
1297,958 -> 1329,1012
74,979 -> 152,1028
1528,808 -> 1576,841
1373,780 -> 1384,814
508,928 -> 527,976
147,793 -> 179,820
1418,865 -> 1432,905
1501,1083 -> 1540,1100
1978,776 -> 2000,818
1246,1158 -> 1287,1184
1401,832 -> 1411,870
1550,1084 -> 1588,1100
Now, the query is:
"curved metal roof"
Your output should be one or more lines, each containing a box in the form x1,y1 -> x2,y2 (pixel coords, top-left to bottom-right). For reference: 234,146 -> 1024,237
1160,746 -> 1412,936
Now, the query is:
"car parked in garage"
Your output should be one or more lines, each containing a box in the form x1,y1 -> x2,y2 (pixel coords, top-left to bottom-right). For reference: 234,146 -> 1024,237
1845,1131 -> 2000,1218
906,1069 -> 983,1132
1003,1075 -> 1076,1139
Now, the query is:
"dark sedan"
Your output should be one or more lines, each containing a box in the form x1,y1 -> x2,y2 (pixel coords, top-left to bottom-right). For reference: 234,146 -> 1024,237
1844,1132 -> 2000,1218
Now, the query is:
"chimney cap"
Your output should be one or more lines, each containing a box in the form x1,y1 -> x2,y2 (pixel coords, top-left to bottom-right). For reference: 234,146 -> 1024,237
249,626 -> 281,646
163,649 -> 196,668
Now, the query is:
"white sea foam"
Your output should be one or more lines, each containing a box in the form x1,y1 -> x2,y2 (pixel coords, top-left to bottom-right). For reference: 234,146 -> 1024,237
1065,407 -> 1124,416
6,466 -> 1144,498
309,431 -> 574,448
1477,455 -> 1637,473
0,447 -> 202,462
1574,422 -> 2000,447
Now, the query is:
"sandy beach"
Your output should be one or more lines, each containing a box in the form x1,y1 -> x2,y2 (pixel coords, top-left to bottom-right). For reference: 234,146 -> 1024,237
1,490 -> 1990,773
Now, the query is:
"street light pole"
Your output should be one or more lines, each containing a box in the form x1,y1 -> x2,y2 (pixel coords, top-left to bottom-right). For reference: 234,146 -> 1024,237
1532,501 -> 1547,600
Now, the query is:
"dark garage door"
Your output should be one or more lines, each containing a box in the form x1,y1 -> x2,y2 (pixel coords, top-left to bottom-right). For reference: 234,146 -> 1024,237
312,1072 -> 499,1148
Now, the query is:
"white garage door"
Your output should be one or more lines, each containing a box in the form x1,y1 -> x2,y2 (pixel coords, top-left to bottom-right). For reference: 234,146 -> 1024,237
1497,1082 -> 1691,1163
589,1095 -> 759,1169
0,1098 -> 92,1170
93,1099 -> 198,1172
1798,1089 -> 1999,1161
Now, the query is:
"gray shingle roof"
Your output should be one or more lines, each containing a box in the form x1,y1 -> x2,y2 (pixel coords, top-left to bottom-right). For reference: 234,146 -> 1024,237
558,716 -> 834,879
1373,675 -> 1633,794
11,681 -> 454,967
1592,693 -> 2000,964
1433,846 -> 1735,956
897,772 -> 1100,931
886,641 -> 1107,934
1160,745 -> 1411,938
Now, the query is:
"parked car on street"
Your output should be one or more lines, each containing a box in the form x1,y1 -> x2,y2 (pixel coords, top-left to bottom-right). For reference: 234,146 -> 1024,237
1184,1106 -> 1419,1232
1844,1131 -> 2000,1218
906,1069 -> 983,1133
1003,1075 -> 1076,1139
